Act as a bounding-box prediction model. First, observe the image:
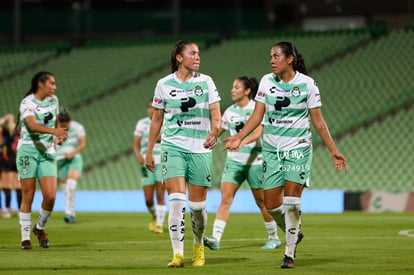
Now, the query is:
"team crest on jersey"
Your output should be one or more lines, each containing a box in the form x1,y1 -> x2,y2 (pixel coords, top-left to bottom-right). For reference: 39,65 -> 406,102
258,91 -> 265,98
162,165 -> 167,176
22,166 -> 27,175
194,85 -> 203,96
291,87 -> 301,97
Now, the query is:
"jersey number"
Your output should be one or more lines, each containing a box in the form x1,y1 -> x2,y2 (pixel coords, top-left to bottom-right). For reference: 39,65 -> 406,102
19,156 -> 30,166
162,152 -> 168,163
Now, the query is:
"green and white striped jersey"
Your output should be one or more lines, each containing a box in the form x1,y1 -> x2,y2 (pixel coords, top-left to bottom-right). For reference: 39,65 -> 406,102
56,121 -> 85,161
255,72 -> 321,152
17,93 -> 59,153
222,100 -> 262,165
153,72 -> 221,153
134,117 -> 161,164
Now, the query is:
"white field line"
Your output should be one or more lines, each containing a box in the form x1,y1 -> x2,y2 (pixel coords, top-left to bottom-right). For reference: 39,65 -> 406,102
37,233 -> 414,247
1,232 -> 411,249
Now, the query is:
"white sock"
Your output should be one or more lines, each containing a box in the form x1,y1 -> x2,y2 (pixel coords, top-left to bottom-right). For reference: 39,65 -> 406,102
147,205 -> 156,218
189,200 -> 207,245
156,204 -> 167,227
283,196 -> 301,259
168,193 -> 187,255
36,207 -> 52,230
65,179 -> 77,216
19,212 -> 32,241
267,205 -> 286,233
212,219 -> 227,243
264,220 -> 279,240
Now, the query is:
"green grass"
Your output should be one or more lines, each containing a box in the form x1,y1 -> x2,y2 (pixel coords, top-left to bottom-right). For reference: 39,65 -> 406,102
0,212 -> 413,274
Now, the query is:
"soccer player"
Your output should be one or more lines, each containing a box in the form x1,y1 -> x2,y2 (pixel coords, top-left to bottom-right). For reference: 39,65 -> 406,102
17,71 -> 68,249
133,100 -> 166,234
224,42 -> 348,268
204,76 -> 281,250
146,40 -> 221,268
56,110 -> 86,224
0,114 -> 22,217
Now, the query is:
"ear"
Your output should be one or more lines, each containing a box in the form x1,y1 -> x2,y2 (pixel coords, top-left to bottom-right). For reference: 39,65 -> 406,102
244,88 -> 251,97
37,81 -> 44,89
175,53 -> 183,63
286,55 -> 295,66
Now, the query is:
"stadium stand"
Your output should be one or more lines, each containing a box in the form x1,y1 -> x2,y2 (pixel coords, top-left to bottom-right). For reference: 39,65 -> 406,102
311,103 -> 414,192
0,49 -> 56,77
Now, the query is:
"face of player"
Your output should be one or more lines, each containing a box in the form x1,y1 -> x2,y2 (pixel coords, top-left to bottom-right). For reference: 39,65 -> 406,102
270,46 -> 293,77
177,43 -> 200,72
59,121 -> 70,129
231,79 -> 250,102
37,75 -> 57,99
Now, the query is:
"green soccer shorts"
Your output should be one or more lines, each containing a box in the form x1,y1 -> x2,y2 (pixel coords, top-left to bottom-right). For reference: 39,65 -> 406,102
262,146 -> 312,190
221,160 -> 263,189
160,149 -> 212,187
57,155 -> 83,180
16,145 -> 57,179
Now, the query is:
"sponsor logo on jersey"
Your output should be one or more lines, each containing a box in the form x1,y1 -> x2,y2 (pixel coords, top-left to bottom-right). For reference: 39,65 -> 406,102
268,118 -> 293,125
169,89 -> 195,97
177,120 -> 202,127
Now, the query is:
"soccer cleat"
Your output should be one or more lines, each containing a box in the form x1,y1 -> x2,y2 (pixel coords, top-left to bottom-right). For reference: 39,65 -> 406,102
294,231 -> 304,257
21,240 -> 32,250
281,255 -> 295,268
32,226 -> 50,248
64,214 -> 76,224
149,217 -> 156,232
167,253 -> 184,268
262,238 -> 282,249
203,236 -> 220,250
153,225 -> 163,234
192,244 -> 205,266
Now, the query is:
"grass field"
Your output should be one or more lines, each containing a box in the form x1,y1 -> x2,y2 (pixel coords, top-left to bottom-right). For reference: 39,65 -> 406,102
0,212 -> 413,274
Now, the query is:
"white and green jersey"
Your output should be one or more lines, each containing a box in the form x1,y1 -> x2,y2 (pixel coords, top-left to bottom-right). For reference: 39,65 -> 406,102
17,93 -> 59,154
134,117 -> 161,164
222,100 -> 262,165
152,72 -> 221,153
255,72 -> 322,152
56,121 -> 86,161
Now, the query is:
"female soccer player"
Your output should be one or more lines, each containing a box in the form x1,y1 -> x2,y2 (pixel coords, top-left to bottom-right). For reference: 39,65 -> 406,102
56,110 -> 86,224
17,71 -> 67,249
204,76 -> 281,250
146,40 -> 221,268
224,42 -> 348,268
0,114 -> 22,217
133,100 -> 166,234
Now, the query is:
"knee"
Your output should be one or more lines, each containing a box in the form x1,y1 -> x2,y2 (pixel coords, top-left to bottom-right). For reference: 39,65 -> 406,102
254,196 -> 265,208
220,195 -> 234,207
145,199 -> 154,207
43,193 -> 56,205
42,197 -> 55,211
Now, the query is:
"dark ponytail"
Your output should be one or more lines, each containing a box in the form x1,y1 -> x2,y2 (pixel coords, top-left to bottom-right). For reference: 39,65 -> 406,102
16,71 -> 54,131
274,42 -> 308,75
170,40 -> 196,73
236,76 -> 259,99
